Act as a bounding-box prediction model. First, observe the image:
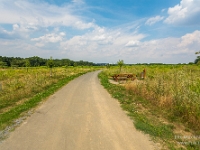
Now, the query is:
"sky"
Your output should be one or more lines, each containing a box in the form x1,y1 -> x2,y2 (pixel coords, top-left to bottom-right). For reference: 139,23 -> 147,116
0,0 -> 200,64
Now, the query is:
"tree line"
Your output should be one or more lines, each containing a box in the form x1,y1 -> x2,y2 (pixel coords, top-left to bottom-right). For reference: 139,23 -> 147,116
0,56 -> 95,67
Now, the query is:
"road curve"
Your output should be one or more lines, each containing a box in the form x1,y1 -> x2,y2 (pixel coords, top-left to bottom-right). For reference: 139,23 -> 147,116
0,71 -> 157,150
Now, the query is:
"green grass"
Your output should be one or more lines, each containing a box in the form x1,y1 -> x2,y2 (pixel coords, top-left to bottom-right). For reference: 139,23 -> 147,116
98,70 -> 200,150
0,67 -> 97,113
0,72 -> 85,130
104,64 -> 200,131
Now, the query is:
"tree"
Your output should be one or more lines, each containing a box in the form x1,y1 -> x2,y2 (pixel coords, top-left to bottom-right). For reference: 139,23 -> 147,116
47,57 -> 54,76
117,60 -> 124,72
195,51 -> 200,64
28,56 -> 46,67
0,61 -> 7,68
11,58 -> 25,67
25,59 -> 31,72
73,62 -> 77,67
106,63 -> 110,69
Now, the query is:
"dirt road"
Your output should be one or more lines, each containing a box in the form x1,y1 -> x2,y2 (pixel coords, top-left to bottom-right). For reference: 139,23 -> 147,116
0,71 -> 157,150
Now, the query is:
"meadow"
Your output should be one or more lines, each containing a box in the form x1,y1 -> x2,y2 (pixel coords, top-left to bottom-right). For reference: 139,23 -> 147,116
0,66 -> 96,131
100,64 -> 200,149
1,64 -> 200,149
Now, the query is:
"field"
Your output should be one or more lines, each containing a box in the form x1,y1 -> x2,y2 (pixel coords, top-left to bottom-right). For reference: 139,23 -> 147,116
100,64 -> 200,149
0,66 -> 97,131
1,64 -> 200,149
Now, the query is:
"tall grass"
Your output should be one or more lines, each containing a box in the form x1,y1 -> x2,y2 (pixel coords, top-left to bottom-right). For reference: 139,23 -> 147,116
105,64 -> 200,132
0,66 -> 95,114
0,66 -> 97,131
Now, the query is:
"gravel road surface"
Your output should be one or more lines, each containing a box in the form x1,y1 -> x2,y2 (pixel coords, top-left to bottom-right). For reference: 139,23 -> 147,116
0,71 -> 157,150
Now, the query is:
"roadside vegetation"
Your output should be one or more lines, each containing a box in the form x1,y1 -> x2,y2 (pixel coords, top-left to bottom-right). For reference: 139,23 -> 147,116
0,66 -> 97,133
99,64 -> 200,150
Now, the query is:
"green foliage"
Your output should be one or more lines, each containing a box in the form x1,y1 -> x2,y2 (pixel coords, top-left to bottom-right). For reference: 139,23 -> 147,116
99,65 -> 200,149
73,62 -> 77,67
106,63 -> 110,69
28,56 -> 45,66
25,59 -> 30,72
0,56 -> 95,67
47,57 -> 54,68
98,71 -> 175,148
194,56 -> 200,64
117,59 -> 124,72
195,51 -> 200,64
0,67 -> 96,131
195,51 -> 200,55
0,72 -> 86,131
11,59 -> 24,67
0,61 -> 7,68
25,59 -> 30,67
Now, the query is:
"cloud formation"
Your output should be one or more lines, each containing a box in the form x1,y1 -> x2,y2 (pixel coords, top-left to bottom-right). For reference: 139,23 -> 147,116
145,16 -> 164,26
0,0 -> 199,64
179,30 -> 200,47
31,32 -> 66,47
165,0 -> 200,25
0,0 -> 95,30
125,41 -> 140,47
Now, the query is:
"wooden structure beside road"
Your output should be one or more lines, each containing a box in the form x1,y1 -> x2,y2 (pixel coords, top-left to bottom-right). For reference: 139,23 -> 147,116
111,69 -> 146,82
112,73 -> 137,82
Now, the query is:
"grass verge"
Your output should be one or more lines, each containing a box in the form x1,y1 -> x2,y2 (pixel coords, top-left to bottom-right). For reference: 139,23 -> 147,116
0,72 -> 85,131
98,71 -> 200,150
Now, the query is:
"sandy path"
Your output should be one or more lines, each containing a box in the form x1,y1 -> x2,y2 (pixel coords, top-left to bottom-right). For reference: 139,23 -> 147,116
0,71 -> 157,150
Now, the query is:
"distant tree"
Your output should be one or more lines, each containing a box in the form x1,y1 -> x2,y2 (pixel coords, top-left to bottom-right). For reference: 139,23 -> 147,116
106,63 -> 110,69
47,57 -> 54,76
117,60 -> 124,72
11,59 -> 19,67
0,56 -> 95,67
25,59 -> 31,72
64,59 -> 72,66
11,58 -> 25,67
0,61 -> 7,68
73,62 -> 77,67
1,57 -> 13,67
28,56 -> 46,67
195,51 -> 200,64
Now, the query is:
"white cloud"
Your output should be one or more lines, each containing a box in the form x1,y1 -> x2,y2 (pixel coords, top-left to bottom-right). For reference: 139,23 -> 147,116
161,9 -> 166,12
0,39 -> 51,57
1,28 -> 199,63
145,16 -> 164,26
0,0 -> 199,64
0,24 -> 30,39
59,32 -> 66,36
31,32 -> 66,47
178,30 -> 200,47
35,42 -> 45,48
59,27 -> 146,62
125,40 -> 140,47
60,29 -> 199,63
165,0 -> 200,25
72,0 -> 84,4
0,0 -> 99,41
0,0 -> 95,30
13,24 -> 19,30
0,28 -> 12,39
74,21 -> 97,30
130,30 -> 200,63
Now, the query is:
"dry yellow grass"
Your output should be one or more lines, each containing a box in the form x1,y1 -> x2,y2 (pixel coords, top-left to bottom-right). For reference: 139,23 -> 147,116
106,64 -> 200,131
0,67 -> 94,114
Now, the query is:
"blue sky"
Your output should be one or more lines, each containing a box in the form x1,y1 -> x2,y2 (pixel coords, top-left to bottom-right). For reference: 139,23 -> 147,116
0,0 -> 200,64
